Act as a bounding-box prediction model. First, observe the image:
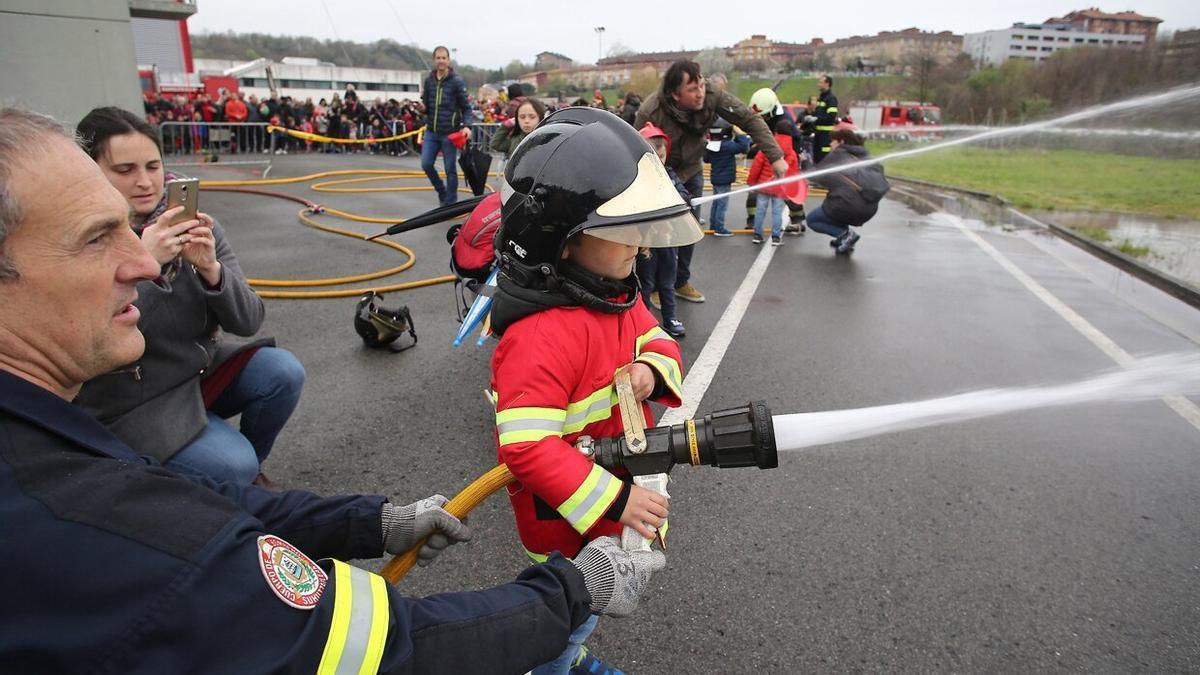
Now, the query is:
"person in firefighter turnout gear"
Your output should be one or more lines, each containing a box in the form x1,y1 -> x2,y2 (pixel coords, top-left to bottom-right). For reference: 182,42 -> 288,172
748,87 -> 808,234
0,106 -> 663,675
813,75 -> 840,164
489,106 -> 700,674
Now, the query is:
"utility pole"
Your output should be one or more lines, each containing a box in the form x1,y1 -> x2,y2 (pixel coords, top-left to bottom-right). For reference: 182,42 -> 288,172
595,26 -> 606,62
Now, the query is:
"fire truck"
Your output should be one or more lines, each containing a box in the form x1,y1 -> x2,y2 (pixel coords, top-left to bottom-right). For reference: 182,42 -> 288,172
139,65 -> 241,101
846,101 -> 942,139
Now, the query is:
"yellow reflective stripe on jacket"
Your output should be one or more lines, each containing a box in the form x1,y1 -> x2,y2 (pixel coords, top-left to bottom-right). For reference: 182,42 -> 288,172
634,325 -> 674,355
496,406 -> 567,445
563,386 -> 617,434
826,107 -> 839,114
559,463 -> 622,534
317,561 -> 389,675
636,351 -> 683,399
524,548 -> 550,563
815,125 -> 835,132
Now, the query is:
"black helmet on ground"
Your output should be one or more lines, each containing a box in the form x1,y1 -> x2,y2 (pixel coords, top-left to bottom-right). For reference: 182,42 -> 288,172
497,107 -> 703,289
354,292 -> 418,352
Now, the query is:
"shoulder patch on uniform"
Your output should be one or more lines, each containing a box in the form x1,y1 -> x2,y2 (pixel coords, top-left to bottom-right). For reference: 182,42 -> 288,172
257,535 -> 328,610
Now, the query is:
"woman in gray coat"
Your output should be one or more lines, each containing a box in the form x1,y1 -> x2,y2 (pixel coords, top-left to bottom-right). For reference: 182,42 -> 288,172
74,107 -> 304,486
807,128 -> 891,254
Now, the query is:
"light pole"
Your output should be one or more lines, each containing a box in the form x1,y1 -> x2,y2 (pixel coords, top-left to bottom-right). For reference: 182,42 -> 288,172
594,26 -> 605,62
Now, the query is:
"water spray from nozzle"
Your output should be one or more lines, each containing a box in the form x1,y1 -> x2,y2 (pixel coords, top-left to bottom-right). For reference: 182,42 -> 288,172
771,352 -> 1200,453
694,84 -> 1200,207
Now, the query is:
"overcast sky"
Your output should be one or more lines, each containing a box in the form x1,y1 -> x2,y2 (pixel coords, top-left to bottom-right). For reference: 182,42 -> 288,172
188,0 -> 1199,70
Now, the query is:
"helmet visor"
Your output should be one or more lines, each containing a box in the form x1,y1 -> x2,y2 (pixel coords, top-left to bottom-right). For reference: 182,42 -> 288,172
583,210 -> 704,248
582,152 -> 705,248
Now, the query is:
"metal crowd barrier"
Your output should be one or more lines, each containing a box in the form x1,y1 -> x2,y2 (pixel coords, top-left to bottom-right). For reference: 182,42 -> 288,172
158,122 -> 274,175
467,123 -> 501,153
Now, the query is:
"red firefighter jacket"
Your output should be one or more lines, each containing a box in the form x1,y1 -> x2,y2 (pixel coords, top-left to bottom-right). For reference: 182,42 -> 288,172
491,300 -> 684,560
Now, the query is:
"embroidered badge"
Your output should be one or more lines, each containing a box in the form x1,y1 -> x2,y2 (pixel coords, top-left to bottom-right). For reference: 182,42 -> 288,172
257,535 -> 328,610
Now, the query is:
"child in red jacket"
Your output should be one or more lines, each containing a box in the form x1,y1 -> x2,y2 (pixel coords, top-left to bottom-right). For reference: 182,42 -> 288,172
489,108 -> 702,674
747,120 -> 800,245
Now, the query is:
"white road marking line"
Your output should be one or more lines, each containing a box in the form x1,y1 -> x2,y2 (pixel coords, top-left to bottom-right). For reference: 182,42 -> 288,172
660,243 -> 777,425
934,211 -> 1200,433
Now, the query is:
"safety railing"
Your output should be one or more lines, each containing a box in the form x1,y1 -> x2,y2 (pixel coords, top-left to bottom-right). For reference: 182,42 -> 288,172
158,122 -> 274,174
465,123 -> 501,153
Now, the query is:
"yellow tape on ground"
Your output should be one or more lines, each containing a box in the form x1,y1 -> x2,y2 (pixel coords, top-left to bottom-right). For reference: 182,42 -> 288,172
267,125 -> 425,145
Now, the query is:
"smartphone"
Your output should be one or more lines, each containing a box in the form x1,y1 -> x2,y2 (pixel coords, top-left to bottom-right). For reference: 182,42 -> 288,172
165,178 -> 199,221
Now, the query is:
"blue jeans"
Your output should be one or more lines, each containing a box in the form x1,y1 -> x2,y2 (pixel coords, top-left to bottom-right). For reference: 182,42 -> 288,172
532,614 -> 599,675
420,132 -> 459,204
753,194 -> 785,238
806,205 -> 849,241
637,248 -> 678,321
165,347 -> 305,485
709,183 -> 732,232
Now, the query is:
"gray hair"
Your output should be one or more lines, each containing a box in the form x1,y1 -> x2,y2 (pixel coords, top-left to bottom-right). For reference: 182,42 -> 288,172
0,107 -> 75,280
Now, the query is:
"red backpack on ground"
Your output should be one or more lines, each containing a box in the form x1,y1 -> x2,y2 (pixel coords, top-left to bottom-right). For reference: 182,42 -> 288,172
450,191 -> 502,283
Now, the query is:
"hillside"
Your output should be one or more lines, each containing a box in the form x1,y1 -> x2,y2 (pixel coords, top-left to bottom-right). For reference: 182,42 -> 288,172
192,32 -> 430,71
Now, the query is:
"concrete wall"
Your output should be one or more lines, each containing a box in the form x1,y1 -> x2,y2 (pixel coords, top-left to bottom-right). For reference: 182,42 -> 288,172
0,0 -> 142,125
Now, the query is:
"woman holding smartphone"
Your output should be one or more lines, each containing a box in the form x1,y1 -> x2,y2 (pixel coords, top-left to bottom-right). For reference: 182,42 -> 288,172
74,106 -> 305,488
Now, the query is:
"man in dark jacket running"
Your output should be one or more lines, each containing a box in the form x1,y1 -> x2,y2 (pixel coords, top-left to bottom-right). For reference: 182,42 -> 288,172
421,46 -> 474,205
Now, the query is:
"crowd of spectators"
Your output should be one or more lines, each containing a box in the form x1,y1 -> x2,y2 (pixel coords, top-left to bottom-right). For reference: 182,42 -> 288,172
144,89 -> 429,156
142,84 -> 650,159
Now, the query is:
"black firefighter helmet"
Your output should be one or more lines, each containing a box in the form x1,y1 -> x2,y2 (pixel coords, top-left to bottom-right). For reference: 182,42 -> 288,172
497,107 -> 703,288
354,291 -> 418,352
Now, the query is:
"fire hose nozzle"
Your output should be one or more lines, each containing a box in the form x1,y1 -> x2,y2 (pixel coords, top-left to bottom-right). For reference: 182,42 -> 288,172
582,401 -> 777,476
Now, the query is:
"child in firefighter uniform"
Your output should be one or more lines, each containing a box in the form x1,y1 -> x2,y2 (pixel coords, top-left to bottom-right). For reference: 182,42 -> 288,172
489,107 -> 704,675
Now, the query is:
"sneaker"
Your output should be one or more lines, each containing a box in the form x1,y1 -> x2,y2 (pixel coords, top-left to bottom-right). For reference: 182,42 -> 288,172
663,317 -> 686,337
771,236 -> 783,246
829,233 -> 845,248
784,224 -> 805,236
649,291 -> 661,309
836,231 -> 861,254
675,282 -> 706,303
751,233 -> 765,245
570,647 -> 626,675
712,228 -> 734,237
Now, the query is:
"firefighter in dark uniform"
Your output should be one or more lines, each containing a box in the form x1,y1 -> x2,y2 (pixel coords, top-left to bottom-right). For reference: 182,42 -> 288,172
813,75 -> 840,165
0,107 -> 665,674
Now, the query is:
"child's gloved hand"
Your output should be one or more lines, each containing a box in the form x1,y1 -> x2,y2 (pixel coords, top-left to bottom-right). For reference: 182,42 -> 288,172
618,362 -> 655,402
619,484 -> 668,540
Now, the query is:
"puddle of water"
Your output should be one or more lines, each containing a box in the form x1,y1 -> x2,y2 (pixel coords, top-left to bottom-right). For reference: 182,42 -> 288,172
1031,210 -> 1200,286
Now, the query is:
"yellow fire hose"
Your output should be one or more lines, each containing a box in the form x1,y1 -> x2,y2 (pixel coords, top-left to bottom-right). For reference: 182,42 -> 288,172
380,464 -> 516,584
197,165 -> 801,300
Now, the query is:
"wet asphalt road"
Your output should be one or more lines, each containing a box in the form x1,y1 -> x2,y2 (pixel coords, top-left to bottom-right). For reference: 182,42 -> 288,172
187,153 -> 1200,673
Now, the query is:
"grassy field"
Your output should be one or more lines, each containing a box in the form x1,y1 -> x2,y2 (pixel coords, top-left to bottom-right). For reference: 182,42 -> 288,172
869,141 -> 1200,220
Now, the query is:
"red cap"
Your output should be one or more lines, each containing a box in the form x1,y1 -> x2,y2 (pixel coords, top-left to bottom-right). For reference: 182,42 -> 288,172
638,122 -> 672,158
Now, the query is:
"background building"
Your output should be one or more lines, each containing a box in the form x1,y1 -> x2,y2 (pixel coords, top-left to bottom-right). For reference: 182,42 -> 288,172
534,51 -> 574,71
812,29 -> 962,72
963,8 -> 1161,67
0,0 -> 186,123
193,58 -> 422,102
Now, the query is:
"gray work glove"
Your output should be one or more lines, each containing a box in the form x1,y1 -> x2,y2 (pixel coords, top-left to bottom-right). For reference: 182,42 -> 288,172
570,536 -> 666,618
381,495 -> 472,567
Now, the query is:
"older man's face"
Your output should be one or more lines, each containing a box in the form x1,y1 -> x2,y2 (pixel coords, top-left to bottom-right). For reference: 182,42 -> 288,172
0,137 -> 159,398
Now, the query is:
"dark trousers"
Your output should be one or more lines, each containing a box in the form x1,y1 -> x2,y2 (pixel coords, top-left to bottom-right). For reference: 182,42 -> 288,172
678,172 -> 705,289
637,248 -> 677,321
